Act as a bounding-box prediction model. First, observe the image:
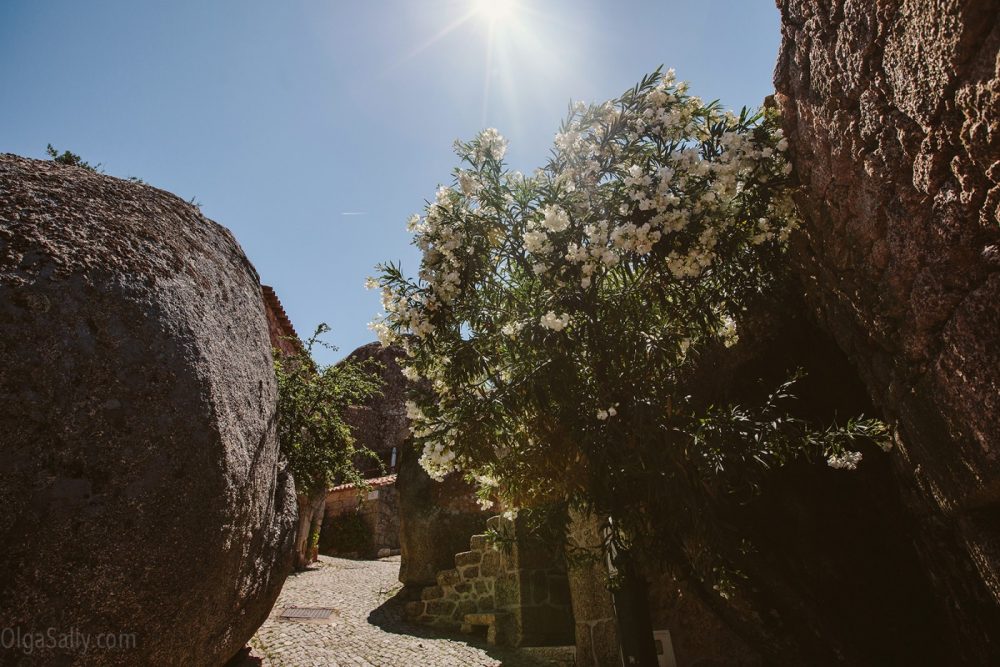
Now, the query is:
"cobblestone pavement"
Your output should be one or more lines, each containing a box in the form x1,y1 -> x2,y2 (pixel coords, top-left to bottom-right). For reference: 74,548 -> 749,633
246,556 -> 559,667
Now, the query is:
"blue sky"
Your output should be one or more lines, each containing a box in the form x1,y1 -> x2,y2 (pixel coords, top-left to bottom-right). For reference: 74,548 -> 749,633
0,0 -> 781,364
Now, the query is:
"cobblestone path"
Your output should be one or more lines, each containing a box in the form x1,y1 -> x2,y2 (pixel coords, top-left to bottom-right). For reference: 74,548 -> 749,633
247,556 -> 556,667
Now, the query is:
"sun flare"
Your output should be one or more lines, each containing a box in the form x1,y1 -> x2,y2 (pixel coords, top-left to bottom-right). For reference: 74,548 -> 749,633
472,0 -> 519,24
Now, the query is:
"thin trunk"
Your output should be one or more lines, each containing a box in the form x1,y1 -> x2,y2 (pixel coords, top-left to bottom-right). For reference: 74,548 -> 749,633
609,548 -> 658,666
293,491 -> 327,570
602,511 -> 658,667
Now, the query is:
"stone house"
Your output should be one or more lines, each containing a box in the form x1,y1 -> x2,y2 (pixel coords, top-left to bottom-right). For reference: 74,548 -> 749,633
261,284 -> 300,357
322,473 -> 400,558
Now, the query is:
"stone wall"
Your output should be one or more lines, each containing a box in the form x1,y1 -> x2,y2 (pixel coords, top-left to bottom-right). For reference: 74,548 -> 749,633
404,514 -> 574,648
261,285 -> 300,358
322,474 -> 399,557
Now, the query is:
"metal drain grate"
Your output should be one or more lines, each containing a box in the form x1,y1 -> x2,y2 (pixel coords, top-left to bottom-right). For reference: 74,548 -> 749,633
280,607 -> 336,620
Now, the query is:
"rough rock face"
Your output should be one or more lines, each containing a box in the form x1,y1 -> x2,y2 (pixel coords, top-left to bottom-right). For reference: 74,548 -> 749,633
342,342 -> 410,473
636,296 -> 950,665
342,341 -> 494,592
397,442 -> 491,591
775,0 -> 1000,659
0,155 -> 296,665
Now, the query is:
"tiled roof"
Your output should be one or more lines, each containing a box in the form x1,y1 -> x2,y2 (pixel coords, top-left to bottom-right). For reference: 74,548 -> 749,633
261,284 -> 300,341
330,474 -> 397,492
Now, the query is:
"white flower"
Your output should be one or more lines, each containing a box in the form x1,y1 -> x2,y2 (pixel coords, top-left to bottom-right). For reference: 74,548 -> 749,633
596,409 -> 609,420
523,228 -> 551,254
539,311 -> 571,332
541,205 -> 570,233
401,366 -> 420,382
719,315 -> 738,348
501,321 -> 524,337
405,400 -> 425,421
419,440 -> 459,481
459,172 -> 480,197
476,128 -> 508,162
826,451 -> 863,470
364,276 -> 378,290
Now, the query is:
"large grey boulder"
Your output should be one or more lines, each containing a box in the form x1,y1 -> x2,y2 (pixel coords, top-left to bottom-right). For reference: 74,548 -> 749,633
0,154 -> 296,665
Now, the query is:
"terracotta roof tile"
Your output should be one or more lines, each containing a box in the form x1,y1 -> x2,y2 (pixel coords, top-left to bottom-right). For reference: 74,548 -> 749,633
330,473 -> 397,492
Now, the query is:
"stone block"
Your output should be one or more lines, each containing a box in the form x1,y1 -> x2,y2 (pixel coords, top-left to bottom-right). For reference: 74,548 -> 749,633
456,550 -> 483,567
421,585 -> 445,601
481,550 -> 502,576
461,565 -> 480,580
574,622 -> 597,667
494,572 -> 522,608
531,570 -> 549,604
404,601 -> 425,618
470,534 -> 489,551
549,574 -> 572,607
437,568 -> 461,587
520,604 -> 575,646
588,618 -> 621,667
474,580 -> 490,594
454,582 -> 473,595
426,599 -> 456,616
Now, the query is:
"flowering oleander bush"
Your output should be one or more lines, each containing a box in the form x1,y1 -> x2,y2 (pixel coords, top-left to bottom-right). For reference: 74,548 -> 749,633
371,69 -> 886,554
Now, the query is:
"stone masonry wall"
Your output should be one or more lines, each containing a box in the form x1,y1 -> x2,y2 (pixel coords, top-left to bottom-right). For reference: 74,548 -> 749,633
404,515 -> 574,648
323,475 -> 399,557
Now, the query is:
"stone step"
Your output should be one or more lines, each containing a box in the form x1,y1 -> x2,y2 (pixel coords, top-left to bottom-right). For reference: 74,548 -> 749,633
469,534 -> 489,551
436,568 -> 461,587
455,550 -> 482,567
460,611 -> 514,647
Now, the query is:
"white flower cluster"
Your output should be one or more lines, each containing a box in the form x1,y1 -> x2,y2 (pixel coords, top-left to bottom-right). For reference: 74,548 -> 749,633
419,441 -> 458,481
826,450 -> 863,470
539,311 -> 571,331
475,127 -> 508,162
541,205 -> 570,232
596,404 -> 619,420
516,73 -> 796,291
370,69 -> 803,487
459,171 -> 481,197
523,204 -> 572,260
719,314 -> 739,348
501,321 -> 525,337
405,399 -> 460,481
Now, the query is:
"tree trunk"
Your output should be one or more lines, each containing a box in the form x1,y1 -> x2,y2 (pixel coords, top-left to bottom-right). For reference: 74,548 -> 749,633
610,548 -> 658,666
293,490 -> 327,570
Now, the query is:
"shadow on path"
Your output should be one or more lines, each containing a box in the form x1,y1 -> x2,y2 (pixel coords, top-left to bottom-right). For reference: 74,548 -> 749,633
366,591 -> 558,667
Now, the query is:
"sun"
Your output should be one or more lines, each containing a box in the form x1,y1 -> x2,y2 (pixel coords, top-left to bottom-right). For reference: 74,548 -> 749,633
472,0 -> 519,24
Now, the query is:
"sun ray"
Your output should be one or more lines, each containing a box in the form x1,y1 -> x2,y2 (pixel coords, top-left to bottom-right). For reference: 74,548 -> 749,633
385,8 -> 479,73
